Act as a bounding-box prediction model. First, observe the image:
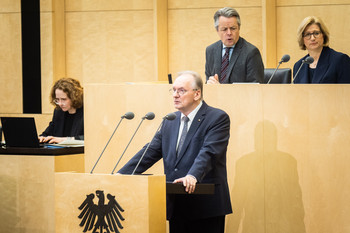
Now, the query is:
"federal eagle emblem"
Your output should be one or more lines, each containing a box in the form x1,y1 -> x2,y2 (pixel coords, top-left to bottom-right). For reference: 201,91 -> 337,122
78,190 -> 125,233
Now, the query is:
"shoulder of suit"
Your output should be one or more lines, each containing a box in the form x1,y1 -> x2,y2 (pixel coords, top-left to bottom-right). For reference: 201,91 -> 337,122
203,103 -> 228,117
206,40 -> 222,50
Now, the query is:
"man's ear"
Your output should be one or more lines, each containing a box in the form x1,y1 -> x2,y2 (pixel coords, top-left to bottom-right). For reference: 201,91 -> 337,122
194,90 -> 201,101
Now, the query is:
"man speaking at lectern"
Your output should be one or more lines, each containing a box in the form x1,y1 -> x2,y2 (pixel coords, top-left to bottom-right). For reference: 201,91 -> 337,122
118,71 -> 232,233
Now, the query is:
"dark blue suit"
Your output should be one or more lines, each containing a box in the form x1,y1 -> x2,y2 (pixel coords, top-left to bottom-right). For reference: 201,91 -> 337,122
118,101 -> 232,221
293,47 -> 350,83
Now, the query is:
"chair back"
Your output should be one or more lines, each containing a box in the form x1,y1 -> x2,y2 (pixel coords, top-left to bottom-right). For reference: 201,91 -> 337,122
264,68 -> 291,84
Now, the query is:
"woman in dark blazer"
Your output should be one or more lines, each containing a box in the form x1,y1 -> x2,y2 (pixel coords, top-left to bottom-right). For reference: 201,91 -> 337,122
39,78 -> 84,144
293,16 -> 350,83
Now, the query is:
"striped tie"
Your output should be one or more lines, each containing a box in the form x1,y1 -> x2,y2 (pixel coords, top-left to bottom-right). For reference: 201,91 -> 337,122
220,47 -> 231,83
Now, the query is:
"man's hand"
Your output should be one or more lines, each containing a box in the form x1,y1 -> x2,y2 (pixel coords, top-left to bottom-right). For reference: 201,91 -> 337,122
173,175 -> 197,194
207,74 -> 220,84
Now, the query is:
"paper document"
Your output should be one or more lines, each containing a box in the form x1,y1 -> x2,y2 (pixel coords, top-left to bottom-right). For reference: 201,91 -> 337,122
56,139 -> 84,147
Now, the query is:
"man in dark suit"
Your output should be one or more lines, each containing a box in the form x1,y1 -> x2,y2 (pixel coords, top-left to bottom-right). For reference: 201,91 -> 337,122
206,7 -> 264,84
118,71 -> 232,233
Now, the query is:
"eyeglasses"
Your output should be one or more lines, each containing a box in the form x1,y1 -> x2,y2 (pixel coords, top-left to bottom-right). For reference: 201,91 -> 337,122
303,31 -> 322,40
169,88 -> 198,96
54,98 -> 68,105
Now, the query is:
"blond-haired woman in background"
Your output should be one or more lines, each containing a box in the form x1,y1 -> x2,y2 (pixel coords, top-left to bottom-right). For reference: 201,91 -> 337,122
293,16 -> 350,83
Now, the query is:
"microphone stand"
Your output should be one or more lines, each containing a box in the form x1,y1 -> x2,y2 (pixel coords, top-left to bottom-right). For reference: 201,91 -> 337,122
90,116 -> 127,174
293,61 -> 306,84
131,118 -> 165,175
111,118 -> 146,174
267,61 -> 283,84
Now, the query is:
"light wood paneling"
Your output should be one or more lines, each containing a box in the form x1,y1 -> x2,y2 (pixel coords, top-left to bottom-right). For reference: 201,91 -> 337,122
41,11 -> 55,114
0,0 -> 20,12
154,0 -> 169,82
262,0 -> 277,67
168,0 -> 261,8
65,10 -> 154,83
66,0 -> 153,11
0,12 -> 22,114
278,0 -> 350,6
0,153 -> 84,233
85,84 -> 350,233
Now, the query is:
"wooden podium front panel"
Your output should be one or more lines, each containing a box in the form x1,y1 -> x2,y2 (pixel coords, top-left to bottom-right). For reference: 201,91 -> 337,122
0,155 -> 55,233
55,173 -> 166,233
0,154 -> 84,233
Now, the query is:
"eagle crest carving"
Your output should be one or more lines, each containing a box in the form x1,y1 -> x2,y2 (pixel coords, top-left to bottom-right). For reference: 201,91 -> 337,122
78,190 -> 125,233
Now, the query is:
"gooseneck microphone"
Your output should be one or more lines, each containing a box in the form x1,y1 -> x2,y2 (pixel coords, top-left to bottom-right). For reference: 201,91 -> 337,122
90,112 -> 134,174
293,56 -> 314,83
267,54 -> 291,84
111,112 -> 155,174
131,112 -> 177,175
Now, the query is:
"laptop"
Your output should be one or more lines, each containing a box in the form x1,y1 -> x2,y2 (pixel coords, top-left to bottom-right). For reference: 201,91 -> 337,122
0,117 -> 42,148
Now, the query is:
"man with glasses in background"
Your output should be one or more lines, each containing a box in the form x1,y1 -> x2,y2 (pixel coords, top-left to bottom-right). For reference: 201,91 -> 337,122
118,71 -> 232,233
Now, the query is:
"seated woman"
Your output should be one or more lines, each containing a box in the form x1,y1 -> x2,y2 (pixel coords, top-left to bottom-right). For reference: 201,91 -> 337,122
293,16 -> 350,83
39,78 -> 84,144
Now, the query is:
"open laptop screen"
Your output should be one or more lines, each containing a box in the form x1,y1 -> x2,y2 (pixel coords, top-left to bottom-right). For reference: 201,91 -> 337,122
1,117 -> 41,148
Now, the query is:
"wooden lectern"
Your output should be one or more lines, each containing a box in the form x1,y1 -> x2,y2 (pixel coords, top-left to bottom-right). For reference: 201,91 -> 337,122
55,173 -> 166,233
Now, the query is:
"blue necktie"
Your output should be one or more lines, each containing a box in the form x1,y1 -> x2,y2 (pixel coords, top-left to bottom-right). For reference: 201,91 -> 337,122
177,116 -> 189,156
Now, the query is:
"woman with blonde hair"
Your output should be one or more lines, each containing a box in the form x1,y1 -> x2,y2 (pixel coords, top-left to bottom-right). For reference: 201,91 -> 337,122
293,16 -> 350,83
39,77 -> 84,144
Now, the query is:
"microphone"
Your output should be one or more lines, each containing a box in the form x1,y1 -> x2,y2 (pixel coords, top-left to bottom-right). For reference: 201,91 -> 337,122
131,112 -> 177,175
142,112 -> 155,120
168,74 -> 173,84
164,112 -> 176,120
267,54 -> 290,84
90,112 -> 134,173
293,56 -> 314,83
111,112 -> 155,174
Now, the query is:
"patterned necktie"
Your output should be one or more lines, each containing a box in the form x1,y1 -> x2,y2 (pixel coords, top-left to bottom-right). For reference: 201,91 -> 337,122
220,47 -> 231,83
177,116 -> 189,156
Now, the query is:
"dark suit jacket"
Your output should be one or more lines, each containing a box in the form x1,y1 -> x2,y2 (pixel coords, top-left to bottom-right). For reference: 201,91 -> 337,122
40,107 -> 84,140
293,47 -> 350,83
205,37 -> 264,83
118,101 -> 232,220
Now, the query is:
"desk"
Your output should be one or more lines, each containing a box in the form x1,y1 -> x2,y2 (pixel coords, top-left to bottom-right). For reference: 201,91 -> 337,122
0,145 -> 84,155
0,147 -> 84,233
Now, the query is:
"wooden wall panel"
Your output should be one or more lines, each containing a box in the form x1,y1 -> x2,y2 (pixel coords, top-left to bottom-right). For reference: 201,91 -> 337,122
65,10 -> 154,84
0,11 -> 22,114
168,0 -> 262,8
278,0 -> 349,6
66,0 -> 153,11
40,11 -> 55,114
0,0 -> 20,12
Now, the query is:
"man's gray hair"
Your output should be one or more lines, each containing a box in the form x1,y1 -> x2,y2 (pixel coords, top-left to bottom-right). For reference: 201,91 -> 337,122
214,7 -> 241,31
176,71 -> 203,100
